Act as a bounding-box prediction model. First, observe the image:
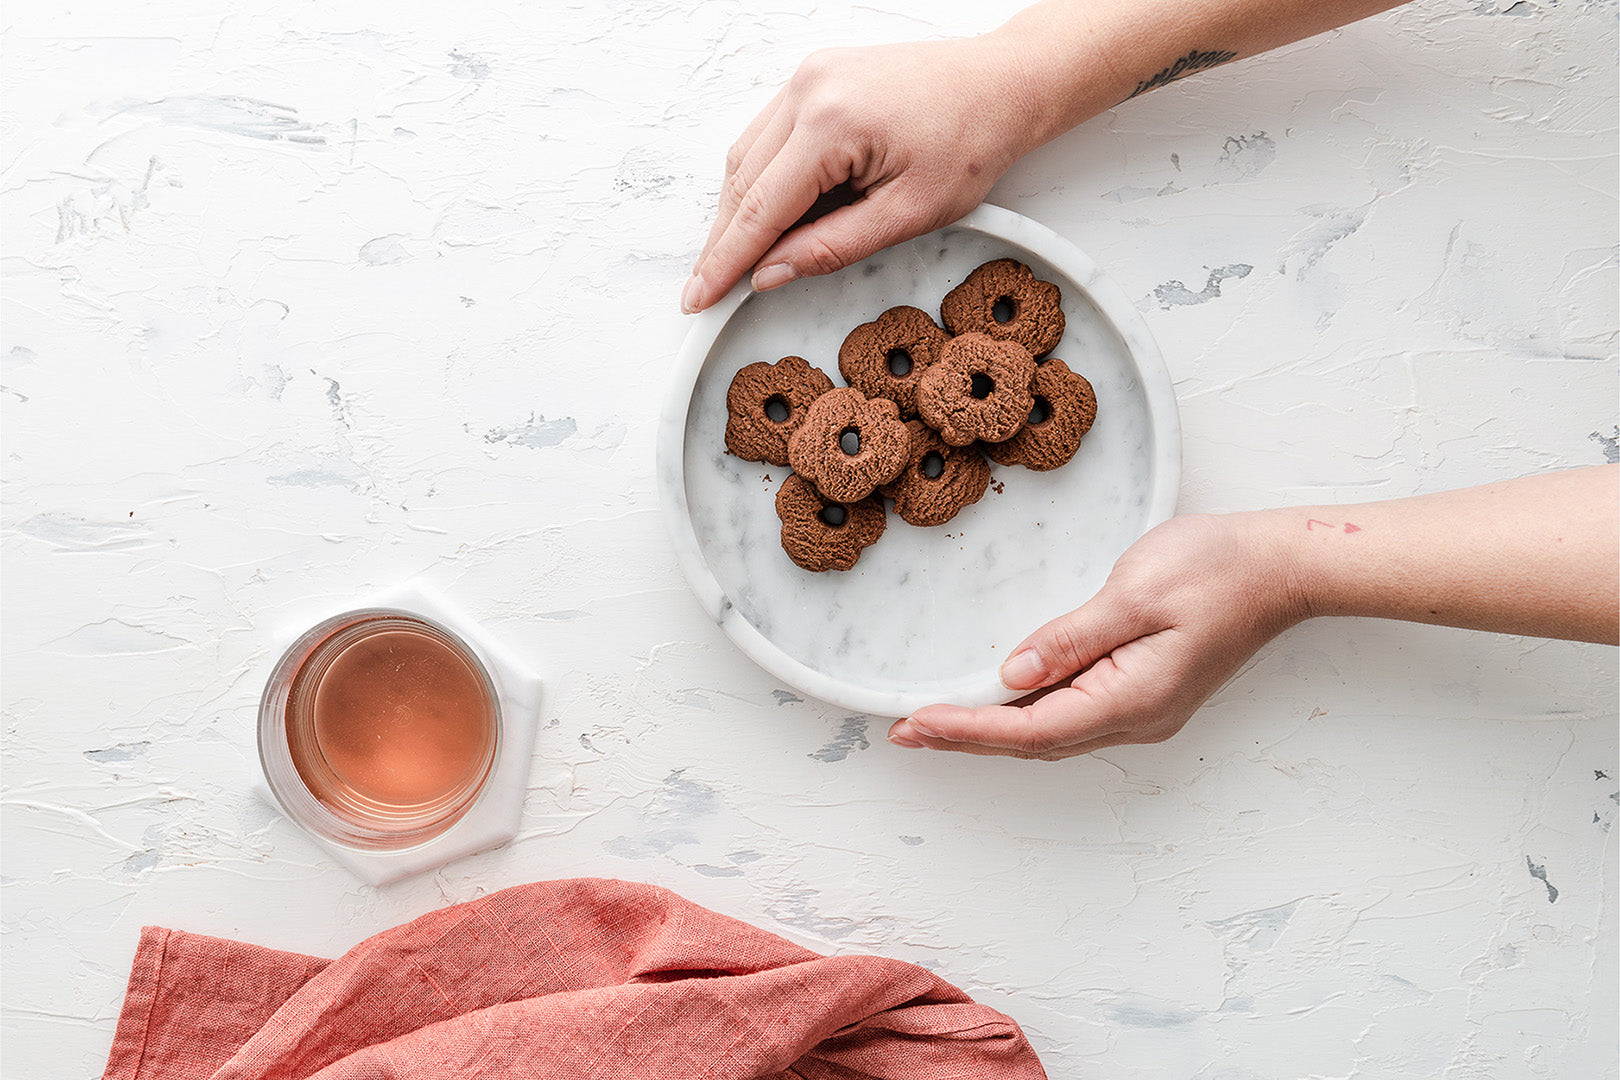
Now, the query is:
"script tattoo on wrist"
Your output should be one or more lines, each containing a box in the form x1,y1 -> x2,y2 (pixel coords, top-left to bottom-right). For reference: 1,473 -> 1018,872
1128,48 -> 1239,99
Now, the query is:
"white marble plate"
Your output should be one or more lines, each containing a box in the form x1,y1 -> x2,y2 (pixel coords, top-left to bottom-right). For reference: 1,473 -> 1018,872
657,204 -> 1179,717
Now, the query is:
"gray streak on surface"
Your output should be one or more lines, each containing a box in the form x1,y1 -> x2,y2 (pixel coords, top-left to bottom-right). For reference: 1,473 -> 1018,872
1207,901 -> 1299,952
1589,427 -> 1619,463
1109,998 -> 1201,1028
449,51 -> 490,80
1279,206 -> 1369,278
692,864 -> 743,877
14,514 -> 149,553
646,771 -> 721,821
1154,264 -> 1253,308
358,237 -> 410,266
120,849 -> 162,875
1213,133 -> 1277,182
1526,856 -> 1559,903
84,742 -> 151,763
809,716 -> 870,762
602,771 -> 720,861
119,95 -> 324,143
266,469 -> 362,492
766,887 -> 859,941
484,415 -> 578,449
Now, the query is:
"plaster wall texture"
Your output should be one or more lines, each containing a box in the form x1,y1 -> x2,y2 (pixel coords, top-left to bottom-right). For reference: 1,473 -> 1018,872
2,1 -> 1616,1077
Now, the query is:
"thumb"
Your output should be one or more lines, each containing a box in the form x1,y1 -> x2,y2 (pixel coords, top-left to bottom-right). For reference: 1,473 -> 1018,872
892,680 -> 1127,757
749,185 -> 936,290
999,583 -> 1149,692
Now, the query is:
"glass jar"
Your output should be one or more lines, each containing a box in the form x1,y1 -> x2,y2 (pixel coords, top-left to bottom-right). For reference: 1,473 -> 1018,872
258,609 -> 501,851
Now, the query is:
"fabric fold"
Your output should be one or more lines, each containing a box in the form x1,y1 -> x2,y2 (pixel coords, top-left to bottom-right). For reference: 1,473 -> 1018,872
100,877 -> 1045,1079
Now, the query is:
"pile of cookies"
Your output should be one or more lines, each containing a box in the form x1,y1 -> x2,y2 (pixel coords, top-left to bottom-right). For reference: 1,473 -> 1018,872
723,258 -> 1098,572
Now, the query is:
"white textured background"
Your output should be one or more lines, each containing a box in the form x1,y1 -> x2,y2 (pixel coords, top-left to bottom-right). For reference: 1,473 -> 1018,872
3,1 -> 1616,1076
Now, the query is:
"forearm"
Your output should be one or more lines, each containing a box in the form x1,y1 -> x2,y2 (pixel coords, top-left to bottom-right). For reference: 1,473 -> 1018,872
1264,465 -> 1619,644
987,0 -> 1406,154
896,466 -> 1614,758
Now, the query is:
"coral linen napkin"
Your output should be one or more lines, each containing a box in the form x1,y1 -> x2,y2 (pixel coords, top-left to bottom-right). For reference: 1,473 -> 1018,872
101,877 -> 1047,1079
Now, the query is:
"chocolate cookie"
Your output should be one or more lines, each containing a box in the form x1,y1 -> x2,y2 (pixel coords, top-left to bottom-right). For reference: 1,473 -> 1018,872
914,333 -> 1037,447
837,305 -> 949,417
787,387 -> 911,503
940,258 -> 1065,358
775,473 -> 886,572
983,357 -> 1097,471
879,420 -> 991,528
724,355 -> 835,467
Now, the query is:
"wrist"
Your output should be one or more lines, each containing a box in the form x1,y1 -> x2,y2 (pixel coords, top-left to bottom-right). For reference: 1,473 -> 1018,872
982,2 -> 1133,155
1233,509 -> 1318,633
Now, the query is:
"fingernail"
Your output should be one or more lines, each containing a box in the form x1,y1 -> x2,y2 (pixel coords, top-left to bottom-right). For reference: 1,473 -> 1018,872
752,263 -> 796,292
888,720 -> 926,747
904,717 -> 942,738
680,275 -> 703,314
999,648 -> 1045,690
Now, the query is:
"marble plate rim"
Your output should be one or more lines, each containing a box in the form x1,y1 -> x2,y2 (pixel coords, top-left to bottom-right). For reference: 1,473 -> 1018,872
657,203 -> 1181,716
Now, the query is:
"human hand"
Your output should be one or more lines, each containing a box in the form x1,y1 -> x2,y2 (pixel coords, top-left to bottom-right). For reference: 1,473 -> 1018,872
886,513 -> 1306,759
682,0 -> 1417,314
681,35 -> 1044,314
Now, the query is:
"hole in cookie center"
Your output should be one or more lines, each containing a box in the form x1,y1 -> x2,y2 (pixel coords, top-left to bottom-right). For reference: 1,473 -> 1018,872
839,427 -> 861,455
763,395 -> 790,423
992,295 -> 1017,324
818,504 -> 847,527
920,451 -> 945,479
885,348 -> 912,377
969,372 -> 994,400
1028,396 -> 1052,426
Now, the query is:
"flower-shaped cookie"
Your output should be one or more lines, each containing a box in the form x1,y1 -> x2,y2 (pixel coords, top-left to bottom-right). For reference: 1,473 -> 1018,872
723,355 -> 835,467
915,333 -> 1037,447
787,387 -> 911,503
879,420 -> 991,528
775,473 -> 886,572
940,258 -> 1065,358
983,357 -> 1097,471
837,305 -> 949,417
